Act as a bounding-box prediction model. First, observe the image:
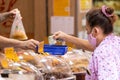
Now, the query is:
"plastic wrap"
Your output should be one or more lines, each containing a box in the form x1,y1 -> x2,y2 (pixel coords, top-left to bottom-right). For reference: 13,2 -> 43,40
39,56 -> 76,80
0,61 -> 43,80
62,49 -> 91,74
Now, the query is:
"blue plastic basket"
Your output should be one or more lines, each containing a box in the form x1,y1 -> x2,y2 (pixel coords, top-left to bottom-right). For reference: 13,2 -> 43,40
44,44 -> 68,55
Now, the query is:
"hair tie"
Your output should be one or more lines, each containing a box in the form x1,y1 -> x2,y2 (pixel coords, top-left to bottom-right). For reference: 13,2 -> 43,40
101,5 -> 113,17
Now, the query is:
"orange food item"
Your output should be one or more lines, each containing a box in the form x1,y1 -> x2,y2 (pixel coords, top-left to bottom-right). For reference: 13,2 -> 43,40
1,58 -> 9,69
11,30 -> 28,40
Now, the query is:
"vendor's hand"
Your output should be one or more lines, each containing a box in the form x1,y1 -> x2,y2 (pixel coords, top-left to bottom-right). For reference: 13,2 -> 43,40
53,31 -> 68,41
0,9 -> 20,22
8,8 -> 21,19
21,39 -> 40,51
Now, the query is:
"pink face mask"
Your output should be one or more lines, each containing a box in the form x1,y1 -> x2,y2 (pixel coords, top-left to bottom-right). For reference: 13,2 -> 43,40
88,33 -> 97,48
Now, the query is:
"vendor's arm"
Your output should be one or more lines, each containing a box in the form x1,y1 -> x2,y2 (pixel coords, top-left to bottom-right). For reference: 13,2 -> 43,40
0,12 -> 11,22
0,8 -> 19,22
53,31 -> 94,51
0,36 -> 39,51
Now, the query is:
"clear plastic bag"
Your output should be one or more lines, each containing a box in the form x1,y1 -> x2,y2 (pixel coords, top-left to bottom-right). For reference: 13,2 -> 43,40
38,56 -> 76,80
10,11 -> 28,40
0,62 -> 43,80
62,49 -> 91,73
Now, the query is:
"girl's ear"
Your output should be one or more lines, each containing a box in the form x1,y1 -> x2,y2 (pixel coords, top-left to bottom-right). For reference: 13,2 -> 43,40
94,27 -> 99,34
92,27 -> 100,37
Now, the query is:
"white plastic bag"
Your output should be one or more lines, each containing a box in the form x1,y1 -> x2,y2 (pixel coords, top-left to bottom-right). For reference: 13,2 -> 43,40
10,10 -> 28,40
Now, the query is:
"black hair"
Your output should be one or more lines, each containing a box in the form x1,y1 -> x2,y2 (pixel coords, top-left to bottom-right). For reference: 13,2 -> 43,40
86,6 -> 116,34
